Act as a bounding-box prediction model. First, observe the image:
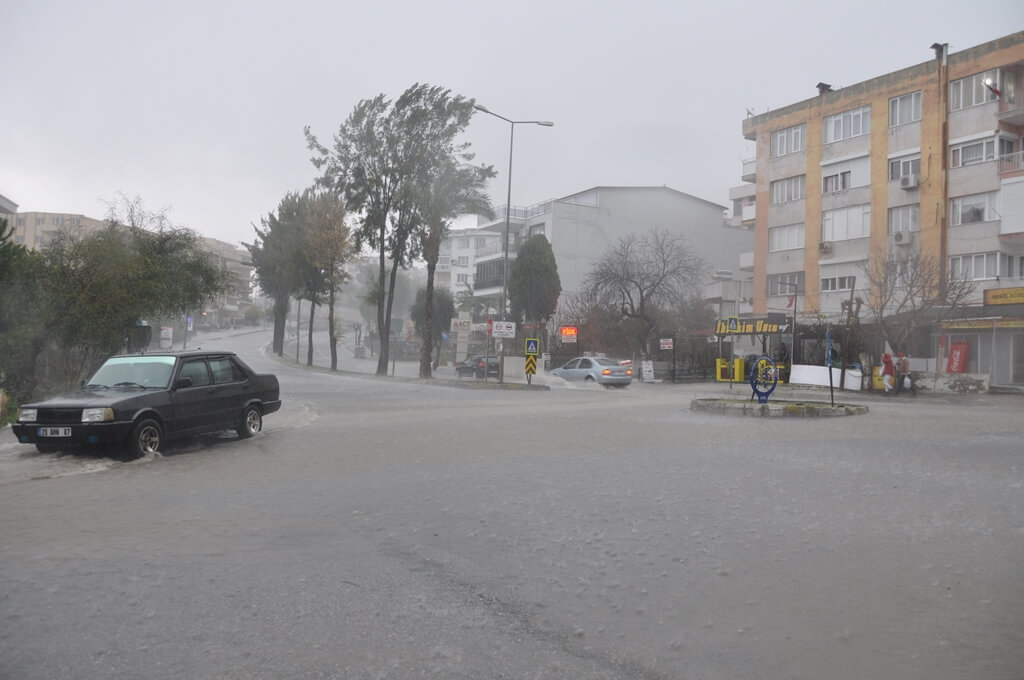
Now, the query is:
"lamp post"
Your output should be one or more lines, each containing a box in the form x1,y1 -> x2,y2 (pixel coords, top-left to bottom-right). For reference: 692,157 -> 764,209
472,104 -> 553,323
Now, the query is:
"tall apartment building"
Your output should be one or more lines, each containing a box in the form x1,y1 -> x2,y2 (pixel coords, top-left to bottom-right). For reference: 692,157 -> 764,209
737,32 -> 1024,386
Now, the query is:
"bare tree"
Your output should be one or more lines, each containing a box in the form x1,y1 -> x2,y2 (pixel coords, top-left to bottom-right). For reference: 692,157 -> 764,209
860,243 -> 976,353
585,228 -> 707,358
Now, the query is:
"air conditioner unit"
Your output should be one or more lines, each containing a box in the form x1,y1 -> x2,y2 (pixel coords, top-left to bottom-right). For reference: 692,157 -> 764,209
818,241 -> 833,254
891,231 -> 911,246
899,174 -> 920,190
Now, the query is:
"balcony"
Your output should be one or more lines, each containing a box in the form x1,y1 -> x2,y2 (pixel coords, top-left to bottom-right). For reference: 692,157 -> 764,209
998,150 -> 1024,175
996,100 -> 1024,127
741,157 -> 756,183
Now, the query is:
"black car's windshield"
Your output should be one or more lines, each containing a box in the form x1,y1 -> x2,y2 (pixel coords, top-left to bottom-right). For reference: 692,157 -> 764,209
88,356 -> 176,389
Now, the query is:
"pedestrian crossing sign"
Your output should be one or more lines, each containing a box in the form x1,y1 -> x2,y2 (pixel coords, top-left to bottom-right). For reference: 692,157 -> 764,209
525,338 -> 539,355
728,317 -> 739,332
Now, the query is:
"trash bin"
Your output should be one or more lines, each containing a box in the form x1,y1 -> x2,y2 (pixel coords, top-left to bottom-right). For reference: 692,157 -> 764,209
354,345 -> 366,359
871,365 -> 885,390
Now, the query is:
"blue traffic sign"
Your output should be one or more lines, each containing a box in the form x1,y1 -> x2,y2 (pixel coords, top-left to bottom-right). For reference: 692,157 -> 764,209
525,338 -> 539,355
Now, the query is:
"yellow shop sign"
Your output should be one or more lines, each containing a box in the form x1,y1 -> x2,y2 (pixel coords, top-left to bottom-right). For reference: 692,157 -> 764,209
984,287 -> 1024,305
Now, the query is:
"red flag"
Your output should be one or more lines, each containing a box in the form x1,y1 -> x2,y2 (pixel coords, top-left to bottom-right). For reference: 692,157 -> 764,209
786,294 -> 795,308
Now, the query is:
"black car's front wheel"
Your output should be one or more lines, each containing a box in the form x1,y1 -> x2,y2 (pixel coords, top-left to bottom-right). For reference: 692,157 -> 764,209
237,405 -> 262,439
126,419 -> 162,459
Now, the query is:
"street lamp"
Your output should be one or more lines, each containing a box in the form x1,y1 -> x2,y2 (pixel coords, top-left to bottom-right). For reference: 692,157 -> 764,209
472,104 -> 553,323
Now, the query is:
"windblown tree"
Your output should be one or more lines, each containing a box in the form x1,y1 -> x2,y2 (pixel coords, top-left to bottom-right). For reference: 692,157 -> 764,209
247,192 -> 307,356
861,243 -> 977,354
304,190 -> 353,371
414,158 -> 494,378
584,228 -> 707,359
306,83 -> 479,376
508,234 -> 561,327
409,287 -> 456,370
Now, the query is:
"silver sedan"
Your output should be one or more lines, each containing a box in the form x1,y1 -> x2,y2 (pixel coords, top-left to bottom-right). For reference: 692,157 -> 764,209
550,356 -> 632,387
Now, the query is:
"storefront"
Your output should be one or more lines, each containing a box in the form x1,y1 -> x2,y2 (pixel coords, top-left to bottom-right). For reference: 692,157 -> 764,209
937,317 -> 1024,386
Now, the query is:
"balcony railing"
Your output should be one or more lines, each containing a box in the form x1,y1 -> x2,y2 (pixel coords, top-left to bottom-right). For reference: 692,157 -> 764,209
998,150 -> 1024,174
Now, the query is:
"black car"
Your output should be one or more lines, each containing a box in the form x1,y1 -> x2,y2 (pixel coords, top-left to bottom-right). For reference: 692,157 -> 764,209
455,355 -> 499,379
11,350 -> 281,459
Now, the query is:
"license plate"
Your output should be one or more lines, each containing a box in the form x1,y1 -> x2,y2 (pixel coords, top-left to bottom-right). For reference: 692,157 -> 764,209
38,427 -> 72,437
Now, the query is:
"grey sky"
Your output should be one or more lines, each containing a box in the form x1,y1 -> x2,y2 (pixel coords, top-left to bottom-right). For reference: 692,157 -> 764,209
2,0 -> 1021,247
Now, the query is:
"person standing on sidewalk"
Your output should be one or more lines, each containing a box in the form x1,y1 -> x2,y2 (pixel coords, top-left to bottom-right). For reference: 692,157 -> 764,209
881,352 -> 895,396
898,352 -> 916,396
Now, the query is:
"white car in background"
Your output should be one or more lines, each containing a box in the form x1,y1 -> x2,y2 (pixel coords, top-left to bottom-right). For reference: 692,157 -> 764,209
550,357 -> 632,388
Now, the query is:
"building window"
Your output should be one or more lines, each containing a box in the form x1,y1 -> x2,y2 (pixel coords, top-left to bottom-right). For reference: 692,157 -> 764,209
771,175 -> 805,204
72,217 -> 81,226
822,204 -> 871,242
822,170 -> 851,194
820,275 -> 857,292
888,204 -> 920,233
951,138 -> 996,168
889,155 -> 921,180
950,70 -> 1001,111
951,192 -> 998,225
528,224 -> 545,238
457,238 -> 470,249
16,216 -> 25,226
949,253 -> 999,280
824,105 -> 870,144
767,271 -> 805,297
457,256 -> 468,266
474,237 -> 488,248
456,274 -> 470,284
768,223 -> 805,252
771,124 -> 806,158
822,157 -> 869,194
52,216 -> 62,225
889,91 -> 922,127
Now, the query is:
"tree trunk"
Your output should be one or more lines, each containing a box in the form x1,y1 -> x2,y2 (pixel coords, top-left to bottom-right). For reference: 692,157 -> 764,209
273,296 -> 289,356
328,277 -> 338,372
306,300 -> 316,367
419,261 -> 437,379
375,248 -> 388,376
377,262 -> 400,376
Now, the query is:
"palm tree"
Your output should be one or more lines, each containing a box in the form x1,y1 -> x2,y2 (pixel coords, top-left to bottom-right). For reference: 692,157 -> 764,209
415,159 -> 495,378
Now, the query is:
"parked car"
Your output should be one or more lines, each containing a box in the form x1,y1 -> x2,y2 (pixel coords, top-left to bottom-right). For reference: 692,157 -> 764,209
455,355 -> 500,379
550,356 -> 632,387
456,355 -> 484,378
11,350 -> 281,459
474,356 -> 500,379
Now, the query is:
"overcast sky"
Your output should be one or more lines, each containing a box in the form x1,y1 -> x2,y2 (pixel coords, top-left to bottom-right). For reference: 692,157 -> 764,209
2,0 -> 1021,248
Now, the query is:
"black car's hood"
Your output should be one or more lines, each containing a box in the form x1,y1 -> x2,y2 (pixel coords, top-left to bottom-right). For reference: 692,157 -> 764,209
25,388 -> 151,409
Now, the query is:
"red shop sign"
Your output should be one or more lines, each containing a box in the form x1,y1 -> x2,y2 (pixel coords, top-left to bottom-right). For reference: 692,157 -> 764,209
946,341 -> 969,373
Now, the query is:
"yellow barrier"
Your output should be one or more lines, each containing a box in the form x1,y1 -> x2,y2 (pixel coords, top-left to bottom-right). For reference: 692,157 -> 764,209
716,358 -> 746,382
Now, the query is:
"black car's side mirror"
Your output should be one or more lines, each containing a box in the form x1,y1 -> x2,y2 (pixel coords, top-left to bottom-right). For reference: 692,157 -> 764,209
174,377 -> 193,389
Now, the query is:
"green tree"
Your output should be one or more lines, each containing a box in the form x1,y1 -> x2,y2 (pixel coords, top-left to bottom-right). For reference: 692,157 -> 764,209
39,221 -> 230,387
414,158 -> 494,377
508,234 -> 561,326
306,83 -> 478,376
409,287 -> 456,370
247,192 -> 306,356
0,219 -> 47,401
584,228 -> 707,359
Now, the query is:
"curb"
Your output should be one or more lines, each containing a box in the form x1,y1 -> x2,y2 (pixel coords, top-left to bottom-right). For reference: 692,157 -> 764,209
690,398 -> 869,417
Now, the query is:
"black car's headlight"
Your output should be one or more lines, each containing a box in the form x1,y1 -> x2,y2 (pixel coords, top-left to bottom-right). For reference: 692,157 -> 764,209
81,408 -> 114,423
18,408 -> 37,422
